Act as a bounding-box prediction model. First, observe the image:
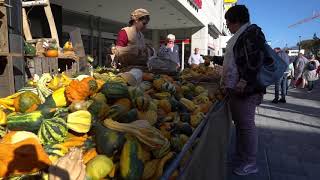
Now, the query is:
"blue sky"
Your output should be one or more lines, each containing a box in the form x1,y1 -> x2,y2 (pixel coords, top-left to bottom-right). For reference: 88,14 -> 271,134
237,0 -> 320,48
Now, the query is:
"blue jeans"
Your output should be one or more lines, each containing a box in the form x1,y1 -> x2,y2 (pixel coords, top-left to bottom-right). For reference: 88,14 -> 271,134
275,76 -> 287,100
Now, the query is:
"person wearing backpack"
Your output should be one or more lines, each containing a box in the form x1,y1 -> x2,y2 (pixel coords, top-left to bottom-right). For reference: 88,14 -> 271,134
221,5 -> 267,176
294,53 -> 309,88
303,55 -> 319,92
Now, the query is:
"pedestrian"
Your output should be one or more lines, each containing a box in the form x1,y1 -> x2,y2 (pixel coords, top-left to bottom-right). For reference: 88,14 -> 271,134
113,8 -> 151,68
158,34 -> 180,69
222,5 -> 266,176
293,53 -> 308,88
303,55 -> 319,92
286,61 -> 295,92
272,47 -> 290,103
285,49 -> 295,92
188,48 -> 205,68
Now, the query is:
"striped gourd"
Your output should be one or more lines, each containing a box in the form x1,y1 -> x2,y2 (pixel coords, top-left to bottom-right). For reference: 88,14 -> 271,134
7,111 -> 43,133
134,96 -> 151,111
161,82 -> 176,94
101,83 -> 129,99
38,117 -> 68,145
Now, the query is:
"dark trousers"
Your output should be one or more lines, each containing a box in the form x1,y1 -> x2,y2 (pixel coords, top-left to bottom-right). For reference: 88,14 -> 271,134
275,76 -> 287,100
229,93 -> 262,164
308,81 -> 315,91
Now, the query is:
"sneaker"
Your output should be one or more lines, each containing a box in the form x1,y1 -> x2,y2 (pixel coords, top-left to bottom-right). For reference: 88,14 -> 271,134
279,98 -> 286,103
233,163 -> 259,176
271,99 -> 278,103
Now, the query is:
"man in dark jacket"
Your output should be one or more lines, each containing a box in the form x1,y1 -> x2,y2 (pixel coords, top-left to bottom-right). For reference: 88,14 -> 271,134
158,34 -> 180,68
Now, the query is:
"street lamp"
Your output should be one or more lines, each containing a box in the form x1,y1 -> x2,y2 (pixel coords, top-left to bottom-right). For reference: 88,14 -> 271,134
298,36 -> 302,52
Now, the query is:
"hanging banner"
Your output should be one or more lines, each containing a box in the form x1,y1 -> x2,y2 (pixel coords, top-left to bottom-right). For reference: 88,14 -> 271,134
193,0 -> 202,9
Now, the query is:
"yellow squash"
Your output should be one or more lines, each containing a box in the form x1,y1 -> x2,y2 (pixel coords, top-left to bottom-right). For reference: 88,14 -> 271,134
67,110 -> 92,133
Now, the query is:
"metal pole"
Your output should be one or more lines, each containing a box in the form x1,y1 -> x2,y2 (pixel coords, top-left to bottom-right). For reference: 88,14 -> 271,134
90,15 -> 94,57
98,17 -> 102,66
181,41 -> 185,72
298,36 -> 301,52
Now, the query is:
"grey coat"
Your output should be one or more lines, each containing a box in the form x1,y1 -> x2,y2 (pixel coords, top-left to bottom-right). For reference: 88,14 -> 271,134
158,45 -> 180,65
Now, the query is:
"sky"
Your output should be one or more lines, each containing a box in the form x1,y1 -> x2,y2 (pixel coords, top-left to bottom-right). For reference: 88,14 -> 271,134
237,0 -> 320,48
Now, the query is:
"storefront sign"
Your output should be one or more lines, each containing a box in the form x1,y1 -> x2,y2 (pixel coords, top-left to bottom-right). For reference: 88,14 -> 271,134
224,0 -> 237,3
193,0 -> 202,9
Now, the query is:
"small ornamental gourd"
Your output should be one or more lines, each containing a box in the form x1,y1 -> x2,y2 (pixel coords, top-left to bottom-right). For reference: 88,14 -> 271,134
120,136 -> 144,180
38,117 -> 68,145
13,91 -> 41,113
7,111 -> 44,133
48,148 -> 86,180
86,155 -> 114,180
67,110 -> 92,133
0,109 -> 7,125
101,82 -> 129,99
103,119 -> 169,150
94,122 -> 125,157
65,77 -> 98,102
134,96 -> 151,111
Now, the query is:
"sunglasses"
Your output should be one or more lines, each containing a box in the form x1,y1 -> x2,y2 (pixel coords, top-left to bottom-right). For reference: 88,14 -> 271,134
142,21 -> 148,26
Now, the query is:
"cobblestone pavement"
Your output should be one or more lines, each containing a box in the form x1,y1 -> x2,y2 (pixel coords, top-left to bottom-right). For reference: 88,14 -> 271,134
228,81 -> 320,180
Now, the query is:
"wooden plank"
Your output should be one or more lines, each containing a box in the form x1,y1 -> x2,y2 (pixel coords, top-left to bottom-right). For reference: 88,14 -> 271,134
42,57 -> 49,73
0,6 -> 9,53
21,0 -> 47,7
44,0 -> 59,46
34,57 -> 43,75
12,56 -> 25,91
49,57 -> 58,74
22,8 -> 32,41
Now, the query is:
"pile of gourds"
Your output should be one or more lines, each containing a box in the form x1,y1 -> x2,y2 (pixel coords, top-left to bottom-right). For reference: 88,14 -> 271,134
180,64 -> 222,81
0,70 -> 223,180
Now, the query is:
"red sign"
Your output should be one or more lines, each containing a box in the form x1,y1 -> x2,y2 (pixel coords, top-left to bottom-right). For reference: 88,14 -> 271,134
160,39 -> 190,44
194,0 -> 202,9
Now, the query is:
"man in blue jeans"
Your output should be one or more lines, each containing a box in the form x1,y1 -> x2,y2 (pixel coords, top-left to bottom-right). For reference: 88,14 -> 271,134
272,48 -> 290,103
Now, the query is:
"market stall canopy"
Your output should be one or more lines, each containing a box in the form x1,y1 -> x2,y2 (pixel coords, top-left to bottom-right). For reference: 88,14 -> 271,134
50,0 -> 203,29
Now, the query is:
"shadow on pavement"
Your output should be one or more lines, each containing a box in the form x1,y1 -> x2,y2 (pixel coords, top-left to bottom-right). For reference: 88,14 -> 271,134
227,125 -> 320,180
256,113 -> 320,129
259,103 -> 320,118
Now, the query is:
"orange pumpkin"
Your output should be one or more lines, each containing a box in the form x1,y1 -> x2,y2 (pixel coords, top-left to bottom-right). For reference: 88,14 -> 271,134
142,73 -> 155,81
65,77 -> 98,102
45,49 -> 59,57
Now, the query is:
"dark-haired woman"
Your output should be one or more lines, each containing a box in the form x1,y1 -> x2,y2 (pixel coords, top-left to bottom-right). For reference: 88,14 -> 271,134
114,8 -> 151,68
222,5 -> 266,176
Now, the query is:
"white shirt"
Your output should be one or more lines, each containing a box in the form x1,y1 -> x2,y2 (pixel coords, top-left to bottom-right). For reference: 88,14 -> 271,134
188,53 -> 204,65
221,22 -> 250,89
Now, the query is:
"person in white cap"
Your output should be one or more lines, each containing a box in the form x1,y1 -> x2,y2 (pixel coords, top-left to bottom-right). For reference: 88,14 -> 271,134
114,8 -> 151,68
158,34 -> 180,68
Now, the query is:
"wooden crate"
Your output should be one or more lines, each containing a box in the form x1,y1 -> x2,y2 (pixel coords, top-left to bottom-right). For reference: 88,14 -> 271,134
0,6 -> 9,53
27,57 -> 59,76
0,55 -> 15,97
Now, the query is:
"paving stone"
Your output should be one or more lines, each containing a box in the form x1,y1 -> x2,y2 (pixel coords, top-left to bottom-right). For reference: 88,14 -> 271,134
227,82 -> 320,180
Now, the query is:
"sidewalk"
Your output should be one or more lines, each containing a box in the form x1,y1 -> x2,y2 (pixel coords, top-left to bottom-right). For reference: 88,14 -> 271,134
227,81 -> 320,180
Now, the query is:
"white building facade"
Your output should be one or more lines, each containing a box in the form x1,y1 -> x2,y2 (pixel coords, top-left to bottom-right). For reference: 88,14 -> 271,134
47,0 -> 236,65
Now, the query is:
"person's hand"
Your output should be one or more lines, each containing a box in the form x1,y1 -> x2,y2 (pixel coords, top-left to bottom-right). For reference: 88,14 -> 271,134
234,79 -> 247,94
